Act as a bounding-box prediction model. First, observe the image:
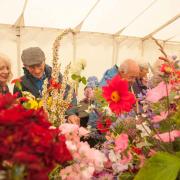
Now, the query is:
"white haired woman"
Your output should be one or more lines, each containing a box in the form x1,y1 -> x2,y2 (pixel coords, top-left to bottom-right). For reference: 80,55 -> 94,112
0,53 -> 13,94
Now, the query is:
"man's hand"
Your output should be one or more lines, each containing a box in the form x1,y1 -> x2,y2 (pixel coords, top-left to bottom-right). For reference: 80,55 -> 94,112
67,115 -> 80,126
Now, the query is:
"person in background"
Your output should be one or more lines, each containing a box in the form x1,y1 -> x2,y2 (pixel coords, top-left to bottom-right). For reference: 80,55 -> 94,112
0,53 -> 12,94
80,76 -> 99,104
13,47 -> 79,125
132,63 -> 148,97
99,59 -> 140,87
88,59 -> 140,127
78,76 -> 99,127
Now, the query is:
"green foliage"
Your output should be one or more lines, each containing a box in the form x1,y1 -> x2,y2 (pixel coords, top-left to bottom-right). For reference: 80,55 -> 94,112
168,91 -> 177,102
71,74 -> 81,82
151,99 -> 167,114
118,172 -> 134,180
134,152 -> 180,180
169,102 -> 180,128
157,100 -> 180,132
71,74 -> 87,85
5,164 -> 26,180
81,76 -> 87,85
49,164 -> 62,180
94,87 -> 108,108
15,82 -> 22,91
176,151 -> 180,158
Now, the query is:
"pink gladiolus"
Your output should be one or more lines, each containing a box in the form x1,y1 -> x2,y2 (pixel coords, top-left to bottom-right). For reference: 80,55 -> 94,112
152,111 -> 168,123
115,133 -> 128,152
154,130 -> 180,142
146,82 -> 172,103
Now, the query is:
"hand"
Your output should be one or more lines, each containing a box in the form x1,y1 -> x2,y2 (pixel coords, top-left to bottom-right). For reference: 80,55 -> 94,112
67,115 -> 80,126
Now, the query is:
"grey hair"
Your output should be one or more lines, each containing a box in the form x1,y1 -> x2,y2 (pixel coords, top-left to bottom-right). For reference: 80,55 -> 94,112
139,63 -> 148,70
0,53 -> 13,82
119,63 -> 129,74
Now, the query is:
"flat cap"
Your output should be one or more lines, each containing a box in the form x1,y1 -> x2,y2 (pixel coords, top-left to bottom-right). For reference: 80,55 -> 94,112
21,47 -> 45,66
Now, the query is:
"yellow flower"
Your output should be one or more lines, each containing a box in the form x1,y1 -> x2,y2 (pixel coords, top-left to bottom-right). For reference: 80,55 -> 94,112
47,97 -> 52,106
38,100 -> 43,108
28,99 -> 39,110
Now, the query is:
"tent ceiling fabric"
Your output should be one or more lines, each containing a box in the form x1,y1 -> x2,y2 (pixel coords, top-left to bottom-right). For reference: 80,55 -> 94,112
0,0 -> 179,42
120,0 -> 180,37
81,0 -> 156,34
24,0 -> 97,29
0,0 -> 24,24
154,18 -> 180,41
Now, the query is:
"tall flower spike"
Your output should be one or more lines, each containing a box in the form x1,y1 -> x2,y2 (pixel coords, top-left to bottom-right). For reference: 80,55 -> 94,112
42,29 -> 76,126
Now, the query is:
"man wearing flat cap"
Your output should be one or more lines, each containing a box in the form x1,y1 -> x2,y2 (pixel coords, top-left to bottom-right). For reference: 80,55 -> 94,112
13,47 -> 80,125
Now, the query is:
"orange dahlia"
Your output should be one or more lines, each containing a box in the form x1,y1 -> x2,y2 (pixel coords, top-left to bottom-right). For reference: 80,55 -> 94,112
102,74 -> 135,115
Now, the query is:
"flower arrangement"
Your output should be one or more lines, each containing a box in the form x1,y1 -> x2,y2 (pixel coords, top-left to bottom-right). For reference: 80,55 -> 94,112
0,93 -> 72,180
59,123 -> 107,180
86,39 -> 180,180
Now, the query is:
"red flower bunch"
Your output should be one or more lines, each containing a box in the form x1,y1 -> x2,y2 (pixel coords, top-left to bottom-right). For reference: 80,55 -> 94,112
131,146 -> 142,155
102,75 -> 136,115
49,78 -> 61,90
97,117 -> 112,133
0,94 -> 72,180
160,64 -> 174,74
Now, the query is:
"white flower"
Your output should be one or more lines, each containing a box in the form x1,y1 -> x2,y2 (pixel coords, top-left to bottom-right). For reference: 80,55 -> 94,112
76,59 -> 87,69
102,106 -> 112,115
136,122 -> 151,137
70,65 -> 82,76
109,150 -> 121,162
70,59 -> 87,76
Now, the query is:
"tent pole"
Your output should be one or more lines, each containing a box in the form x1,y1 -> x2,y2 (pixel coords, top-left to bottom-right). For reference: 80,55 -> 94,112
141,40 -> 144,58
16,27 -> 21,77
72,33 -> 77,64
72,33 -> 79,95
112,36 -> 118,66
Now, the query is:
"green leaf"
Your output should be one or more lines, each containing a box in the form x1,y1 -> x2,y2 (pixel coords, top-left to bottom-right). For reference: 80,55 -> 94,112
168,91 -> 176,102
22,102 -> 31,109
49,164 -> 62,180
176,151 -> 180,158
134,152 -> 180,180
15,82 -> 22,91
81,76 -> 87,85
118,172 -> 134,180
71,74 -> 78,80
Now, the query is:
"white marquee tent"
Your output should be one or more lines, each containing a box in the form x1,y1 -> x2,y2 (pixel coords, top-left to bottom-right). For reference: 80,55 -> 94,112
0,0 -> 180,97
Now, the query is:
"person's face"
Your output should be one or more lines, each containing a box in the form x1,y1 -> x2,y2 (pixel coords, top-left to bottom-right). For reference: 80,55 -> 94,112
120,71 -> 139,85
84,87 -> 94,100
0,60 -> 10,84
139,68 -> 148,78
25,62 -> 45,79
